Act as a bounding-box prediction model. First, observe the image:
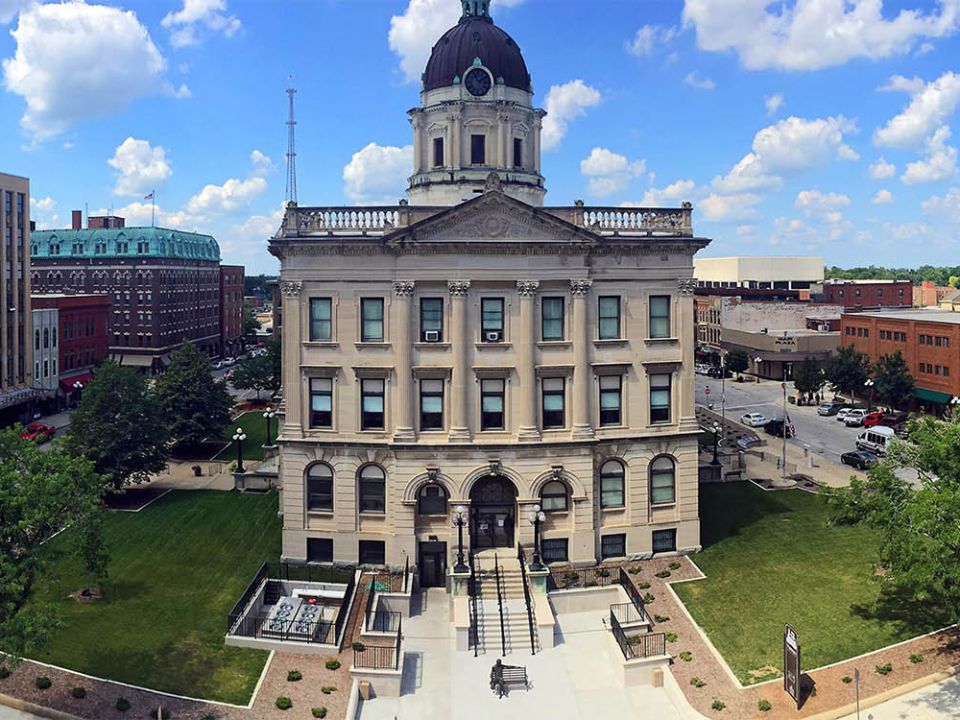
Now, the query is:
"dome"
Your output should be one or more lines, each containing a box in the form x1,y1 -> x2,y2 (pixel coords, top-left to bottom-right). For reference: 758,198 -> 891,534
422,11 -> 531,93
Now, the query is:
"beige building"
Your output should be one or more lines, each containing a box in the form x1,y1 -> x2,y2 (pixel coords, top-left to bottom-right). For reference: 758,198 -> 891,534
270,1 -> 711,582
694,256 -> 823,290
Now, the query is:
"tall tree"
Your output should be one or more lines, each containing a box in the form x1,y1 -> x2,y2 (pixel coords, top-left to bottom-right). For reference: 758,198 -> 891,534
825,344 -> 870,400
793,356 -> 823,401
725,349 -> 749,378
0,428 -> 104,660
231,354 -> 275,401
67,362 -> 169,492
154,343 -> 233,449
873,351 -> 915,410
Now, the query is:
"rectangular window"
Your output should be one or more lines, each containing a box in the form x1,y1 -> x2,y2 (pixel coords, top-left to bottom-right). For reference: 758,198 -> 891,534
513,138 -> 523,168
541,297 -> 564,341
433,137 -> 444,167
481,298 -> 504,340
481,378 -> 505,430
307,474 -> 333,512
471,134 -> 486,165
650,373 -> 671,424
598,296 -> 621,339
360,298 -> 384,342
945,367 -> 951,377
541,538 -> 568,564
420,379 -> 444,431
599,375 -> 622,426
358,540 -> 386,566
649,296 -> 671,338
542,378 -> 565,429
309,298 -> 332,341
420,298 -> 443,341
307,538 -> 333,563
600,534 -> 626,559
652,529 -> 677,554
310,378 -> 333,428
361,379 -> 385,430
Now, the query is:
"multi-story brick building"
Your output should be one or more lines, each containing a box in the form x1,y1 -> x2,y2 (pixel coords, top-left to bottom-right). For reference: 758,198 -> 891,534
815,279 -> 912,310
220,265 -> 245,357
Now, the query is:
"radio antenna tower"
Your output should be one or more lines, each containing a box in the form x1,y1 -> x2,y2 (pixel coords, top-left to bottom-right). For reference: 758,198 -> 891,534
285,76 -> 298,205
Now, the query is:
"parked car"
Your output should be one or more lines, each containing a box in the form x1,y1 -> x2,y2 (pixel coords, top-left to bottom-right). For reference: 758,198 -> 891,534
841,449 -> 878,470
736,435 -> 762,450
707,366 -> 731,379
739,412 -> 767,427
856,426 -> 897,454
844,409 -> 869,427
877,411 -> 908,427
836,407 -> 855,422
763,418 -> 796,438
19,422 -> 55,443
817,402 -> 844,416
862,411 -> 886,428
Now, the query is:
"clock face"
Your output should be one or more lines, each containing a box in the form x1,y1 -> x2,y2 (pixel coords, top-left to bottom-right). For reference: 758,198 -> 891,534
465,68 -> 492,97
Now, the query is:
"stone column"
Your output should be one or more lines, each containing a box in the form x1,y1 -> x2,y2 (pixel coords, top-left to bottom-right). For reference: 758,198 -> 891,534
516,280 -> 540,441
448,280 -> 472,442
279,280 -> 303,437
393,281 -> 416,442
570,279 -> 594,439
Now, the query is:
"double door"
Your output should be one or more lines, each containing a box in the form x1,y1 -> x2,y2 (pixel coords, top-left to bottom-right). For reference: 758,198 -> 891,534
471,505 -> 515,549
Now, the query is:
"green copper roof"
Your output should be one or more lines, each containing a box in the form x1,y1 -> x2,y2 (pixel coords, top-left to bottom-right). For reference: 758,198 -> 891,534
30,227 -> 221,262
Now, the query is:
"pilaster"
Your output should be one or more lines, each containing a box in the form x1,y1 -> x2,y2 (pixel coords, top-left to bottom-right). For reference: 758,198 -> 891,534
279,280 -> 303,436
448,280 -> 472,442
393,281 -> 416,442
570,279 -> 594,439
516,280 -> 540,440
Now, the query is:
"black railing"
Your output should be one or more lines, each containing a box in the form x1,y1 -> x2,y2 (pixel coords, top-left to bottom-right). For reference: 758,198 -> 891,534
334,570 -> 357,651
469,552 -> 480,657
610,611 -> 635,660
363,575 -> 378,631
610,602 -> 644,625
268,561 -> 354,584
494,554 -> 507,657
402,555 -> 410,593
547,565 -> 617,591
517,544 -> 537,655
610,610 -> 667,661
354,614 -> 403,670
369,609 -> 401,633
618,567 -> 647,622
231,611 -> 335,645
228,561 -> 268,632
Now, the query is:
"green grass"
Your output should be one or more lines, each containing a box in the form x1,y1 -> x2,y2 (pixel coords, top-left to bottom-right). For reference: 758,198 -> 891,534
23,490 -> 281,704
674,483 -> 950,685
216,411 -> 271,461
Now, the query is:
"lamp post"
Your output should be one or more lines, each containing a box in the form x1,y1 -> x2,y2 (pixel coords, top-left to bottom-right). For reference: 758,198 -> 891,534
262,408 -> 276,447
950,396 -> 960,420
232,427 -> 247,473
864,379 -> 874,413
720,353 -> 727,431
527,505 -> 546,571
452,505 -> 469,573
754,356 -> 763,383
711,422 -> 721,465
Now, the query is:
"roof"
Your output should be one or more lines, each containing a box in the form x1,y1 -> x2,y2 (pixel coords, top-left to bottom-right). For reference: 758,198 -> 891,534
847,309 -> 960,325
423,13 -> 530,92
31,226 -> 221,262
915,387 -> 953,404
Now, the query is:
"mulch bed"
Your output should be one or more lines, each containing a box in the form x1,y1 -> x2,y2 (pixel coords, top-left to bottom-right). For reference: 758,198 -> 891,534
103,486 -> 170,512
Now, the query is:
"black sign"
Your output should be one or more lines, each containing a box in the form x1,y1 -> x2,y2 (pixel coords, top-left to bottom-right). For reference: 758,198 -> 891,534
784,624 -> 801,709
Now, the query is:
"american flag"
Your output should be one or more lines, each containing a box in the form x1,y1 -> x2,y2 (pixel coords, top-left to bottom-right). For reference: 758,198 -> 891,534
144,191 -> 154,201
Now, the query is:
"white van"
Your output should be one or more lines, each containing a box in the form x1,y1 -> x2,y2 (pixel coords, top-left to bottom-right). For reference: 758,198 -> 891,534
856,426 -> 896,454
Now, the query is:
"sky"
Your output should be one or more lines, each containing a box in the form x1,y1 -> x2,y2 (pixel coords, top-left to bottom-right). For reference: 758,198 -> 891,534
2,0 -> 960,274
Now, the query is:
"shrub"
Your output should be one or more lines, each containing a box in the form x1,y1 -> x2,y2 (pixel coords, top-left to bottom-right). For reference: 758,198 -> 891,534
636,582 -> 651,590
594,568 -> 611,578
757,698 -> 771,712
325,659 -> 341,671
35,676 -> 51,690
0,666 -> 10,679
654,614 -> 670,623
71,686 -> 86,699
628,566 -> 642,575
116,697 -> 131,712
311,708 -> 328,718
875,662 -> 893,675
287,670 -> 303,682
351,641 -> 366,652
711,699 -> 726,711
654,570 -> 672,579
665,632 -> 678,643
642,592 -> 655,604
275,696 -> 293,710
910,654 -> 924,664
842,676 -> 852,684
679,651 -> 692,662
690,677 -> 706,688
669,561 -> 682,570
321,685 -> 336,694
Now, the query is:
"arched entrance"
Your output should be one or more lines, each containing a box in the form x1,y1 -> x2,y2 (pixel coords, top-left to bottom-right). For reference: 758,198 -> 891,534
470,476 -> 517,549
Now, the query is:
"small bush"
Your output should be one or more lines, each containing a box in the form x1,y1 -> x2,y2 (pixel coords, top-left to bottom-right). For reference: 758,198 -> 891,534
711,699 -> 726,711
757,698 -> 771,712
842,675 -> 852,683
910,654 -> 924,664
116,697 -> 131,712
0,666 -> 10,679
654,614 -> 670,623
665,632 -> 678,643
875,662 -> 893,675
321,685 -> 336,694
275,696 -> 293,710
311,708 -> 328,719
669,561 -> 682,570
679,651 -> 693,662
351,641 -> 366,651
642,592 -> 655,604
325,659 -> 341,671
71,686 -> 86,699
35,676 -> 51,690
654,570 -> 672,579
690,677 -> 706,688
636,582 -> 651,590
628,566 -> 642,575
287,670 -> 303,682
594,568 -> 611,578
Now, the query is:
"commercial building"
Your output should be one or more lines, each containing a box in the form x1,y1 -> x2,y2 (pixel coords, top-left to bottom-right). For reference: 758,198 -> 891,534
694,256 -> 823,291
813,279 -> 912,310
271,0 -> 711,575
722,328 -> 840,381
695,287 -> 804,364
220,265 -> 245,357
916,280 -> 955,308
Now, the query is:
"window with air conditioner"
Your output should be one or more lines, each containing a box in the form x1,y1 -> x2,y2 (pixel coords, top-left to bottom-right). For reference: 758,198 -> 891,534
420,297 -> 443,342
481,298 -> 504,342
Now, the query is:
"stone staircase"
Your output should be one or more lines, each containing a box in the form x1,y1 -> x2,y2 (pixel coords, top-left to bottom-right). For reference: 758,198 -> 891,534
471,553 -> 539,656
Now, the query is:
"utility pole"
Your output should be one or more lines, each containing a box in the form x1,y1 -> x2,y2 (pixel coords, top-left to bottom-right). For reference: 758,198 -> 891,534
781,366 -> 788,483
285,77 -> 298,206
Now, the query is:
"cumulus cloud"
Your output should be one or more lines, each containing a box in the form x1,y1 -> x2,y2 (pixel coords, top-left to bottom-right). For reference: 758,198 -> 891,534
874,71 -> 960,149
633,179 -> 696,207
580,148 -> 645,197
541,80 -> 601,151
901,125 -> 958,184
222,203 -> 286,263
684,71 -> 716,90
872,189 -> 894,204
869,157 -> 897,179
0,0 -> 30,24
795,189 -> 851,216
343,143 -> 414,205
29,195 -> 57,227
108,137 -> 173,197
765,93 -> 784,117
626,25 -> 678,56
250,150 -> 274,178
699,193 -> 761,221
921,186 -> 960,221
30,195 -> 54,212
162,0 -> 241,48
94,201 -> 202,230
683,0 -> 960,71
186,176 -> 267,216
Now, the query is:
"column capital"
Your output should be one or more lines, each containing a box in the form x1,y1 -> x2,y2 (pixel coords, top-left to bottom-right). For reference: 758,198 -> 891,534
516,280 -> 540,297
280,280 -> 303,297
394,280 -> 416,297
678,278 -> 697,296
448,280 -> 471,297
569,279 -> 593,296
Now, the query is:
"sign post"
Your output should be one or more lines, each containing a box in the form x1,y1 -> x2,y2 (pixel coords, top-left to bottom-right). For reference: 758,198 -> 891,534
784,624 -> 801,709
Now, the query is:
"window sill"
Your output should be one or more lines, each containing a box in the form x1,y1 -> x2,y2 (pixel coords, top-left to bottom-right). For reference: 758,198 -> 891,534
644,337 -> 679,343
359,511 -> 387,517
651,503 -> 677,510
593,338 -> 628,347
537,340 -> 571,349
475,342 -> 512,350
303,341 -> 339,348
600,505 -> 625,513
355,342 -> 392,349
307,510 -> 334,517
414,342 -> 451,349
543,510 -> 569,517
306,427 -> 336,433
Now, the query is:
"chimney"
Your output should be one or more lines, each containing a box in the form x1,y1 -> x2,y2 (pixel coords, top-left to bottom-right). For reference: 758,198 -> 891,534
72,210 -> 82,230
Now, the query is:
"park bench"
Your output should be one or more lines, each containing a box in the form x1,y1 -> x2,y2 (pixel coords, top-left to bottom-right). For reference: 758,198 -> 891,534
489,659 -> 529,698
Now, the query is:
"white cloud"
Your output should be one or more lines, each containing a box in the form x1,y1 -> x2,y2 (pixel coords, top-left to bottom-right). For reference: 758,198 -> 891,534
30,195 -> 54,212
922,186 -> 960,221
626,25 -> 678,56
0,0 -> 30,25
94,201 -> 202,230
250,150 -> 274,178
901,125 -> 958,184
29,195 -> 57,227
633,179 -> 696,207
161,0 -> 241,48
874,71 -> 960,149
765,93 -> 784,117
108,137 -> 172,197
541,80 -> 602,151
343,143 -> 414,205
699,193 -> 761,221
795,189 -> 851,216
878,74 -> 927,94
580,148 -> 645,197
712,152 -> 782,193
872,189 -> 894,204
186,176 -> 267,216
223,204 -> 286,262
684,71 -> 716,90
683,0 -> 960,71
869,157 -> 897,179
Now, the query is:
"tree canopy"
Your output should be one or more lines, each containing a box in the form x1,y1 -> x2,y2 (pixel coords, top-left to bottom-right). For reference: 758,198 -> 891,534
153,343 -> 233,449
825,344 -> 870,399
231,354 -> 276,401
825,265 -> 958,286
793,356 -> 823,399
873,351 -> 915,410
725,349 -> 749,376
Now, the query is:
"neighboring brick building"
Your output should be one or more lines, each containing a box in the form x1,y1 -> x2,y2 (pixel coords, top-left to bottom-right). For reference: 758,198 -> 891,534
220,264 -> 245,357
816,279 -> 912,310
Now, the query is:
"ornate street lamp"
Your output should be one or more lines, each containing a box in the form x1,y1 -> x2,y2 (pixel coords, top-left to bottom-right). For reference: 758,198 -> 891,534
262,408 -> 277,447
864,379 -> 875,413
711,422 -> 721,466
527,504 -> 546,571
452,505 -> 469,573
232,427 -> 247,473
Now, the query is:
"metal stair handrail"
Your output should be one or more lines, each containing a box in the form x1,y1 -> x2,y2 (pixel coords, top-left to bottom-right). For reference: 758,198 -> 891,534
517,544 -> 537,655
469,551 -> 480,657
494,553 -> 507,657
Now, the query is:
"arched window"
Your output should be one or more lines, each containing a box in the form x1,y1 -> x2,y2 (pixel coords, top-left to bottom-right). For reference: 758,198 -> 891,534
540,480 -> 568,512
42,328 -> 49,349
417,484 -> 447,516
358,465 -> 386,513
305,463 -> 333,512
600,460 -> 625,509
650,456 -> 676,505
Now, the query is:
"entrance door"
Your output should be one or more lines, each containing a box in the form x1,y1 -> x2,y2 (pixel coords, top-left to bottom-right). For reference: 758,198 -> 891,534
469,476 -> 517,550
418,541 -> 447,588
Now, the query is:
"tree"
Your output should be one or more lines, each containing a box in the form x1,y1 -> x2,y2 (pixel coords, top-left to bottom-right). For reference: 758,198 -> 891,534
793,356 -> 823,401
231,354 -> 276,401
67,362 -> 169,492
267,340 -> 281,395
873,351 -> 915,410
0,427 -> 105,660
725,349 -> 749,378
154,342 -> 233,449
243,302 -> 261,341
825,344 -> 870,400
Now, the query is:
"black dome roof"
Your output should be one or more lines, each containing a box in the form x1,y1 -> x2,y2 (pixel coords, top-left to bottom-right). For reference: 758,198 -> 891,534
422,16 -> 531,93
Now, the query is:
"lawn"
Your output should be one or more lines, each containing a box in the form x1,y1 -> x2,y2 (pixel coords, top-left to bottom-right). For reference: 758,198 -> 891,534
674,483 -> 950,685
216,411 -> 271,461
24,490 -> 281,704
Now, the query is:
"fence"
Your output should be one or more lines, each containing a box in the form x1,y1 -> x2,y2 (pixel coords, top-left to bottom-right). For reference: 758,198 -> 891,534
227,562 -> 268,632
268,561 -> 354,584
746,449 -> 798,476
617,567 -> 647,621
609,610 -> 666,660
546,565 -> 618,591
352,615 -> 403,670
333,571 -> 357,650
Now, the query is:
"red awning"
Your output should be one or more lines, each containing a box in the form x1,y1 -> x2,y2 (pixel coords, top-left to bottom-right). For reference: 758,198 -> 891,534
60,372 -> 94,392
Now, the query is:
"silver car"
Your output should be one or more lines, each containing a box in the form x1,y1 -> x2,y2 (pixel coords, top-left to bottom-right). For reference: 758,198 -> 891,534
844,409 -> 868,427
739,412 -> 766,427
836,408 -> 854,422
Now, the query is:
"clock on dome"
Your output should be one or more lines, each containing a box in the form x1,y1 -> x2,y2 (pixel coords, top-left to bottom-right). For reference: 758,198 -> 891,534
464,68 -> 492,96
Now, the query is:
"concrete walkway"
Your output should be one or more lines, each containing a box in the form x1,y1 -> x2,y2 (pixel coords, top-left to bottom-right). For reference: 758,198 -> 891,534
358,589 -> 681,720
0,707 -> 44,720
840,675 -> 960,720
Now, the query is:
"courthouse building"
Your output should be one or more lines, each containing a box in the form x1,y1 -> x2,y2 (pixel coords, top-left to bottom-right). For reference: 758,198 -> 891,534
271,0 -> 711,578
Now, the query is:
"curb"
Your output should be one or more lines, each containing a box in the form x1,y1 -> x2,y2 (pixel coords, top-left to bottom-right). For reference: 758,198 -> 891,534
802,668 -> 958,720
0,692 -> 83,720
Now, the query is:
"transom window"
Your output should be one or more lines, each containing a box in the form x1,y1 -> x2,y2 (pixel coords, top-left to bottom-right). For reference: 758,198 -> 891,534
361,379 -> 385,430
542,378 -> 565,429
599,375 -> 622,426
358,465 -> 386,513
309,298 -> 332,341
649,296 -> 671,338
650,373 -> 671,424
310,378 -> 333,428
420,379 -> 444,431
360,298 -> 384,342
481,378 -> 505,430
540,480 -> 568,512
541,297 -> 565,341
598,296 -> 621,339
418,484 -> 447,516
650,456 -> 676,505
306,463 -> 333,512
420,298 -> 444,341
600,460 -> 625,508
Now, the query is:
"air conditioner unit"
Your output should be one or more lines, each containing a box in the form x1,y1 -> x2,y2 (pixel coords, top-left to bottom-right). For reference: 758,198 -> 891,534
485,331 -> 501,342
424,330 -> 441,342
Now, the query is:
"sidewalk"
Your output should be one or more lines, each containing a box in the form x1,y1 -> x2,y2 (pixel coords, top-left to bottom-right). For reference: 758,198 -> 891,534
148,459 -> 236,491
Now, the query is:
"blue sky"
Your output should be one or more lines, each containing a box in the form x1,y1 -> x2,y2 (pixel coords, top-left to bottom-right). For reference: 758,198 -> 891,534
2,0 -> 960,274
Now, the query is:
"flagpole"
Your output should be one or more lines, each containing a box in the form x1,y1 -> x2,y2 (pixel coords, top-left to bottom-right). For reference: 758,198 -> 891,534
151,190 -> 155,227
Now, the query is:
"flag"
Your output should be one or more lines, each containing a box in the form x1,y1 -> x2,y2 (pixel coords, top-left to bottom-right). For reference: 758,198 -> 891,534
144,191 -> 154,201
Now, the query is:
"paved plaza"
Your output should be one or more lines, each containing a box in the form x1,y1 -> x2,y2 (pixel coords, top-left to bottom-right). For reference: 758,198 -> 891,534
841,675 -> 960,720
